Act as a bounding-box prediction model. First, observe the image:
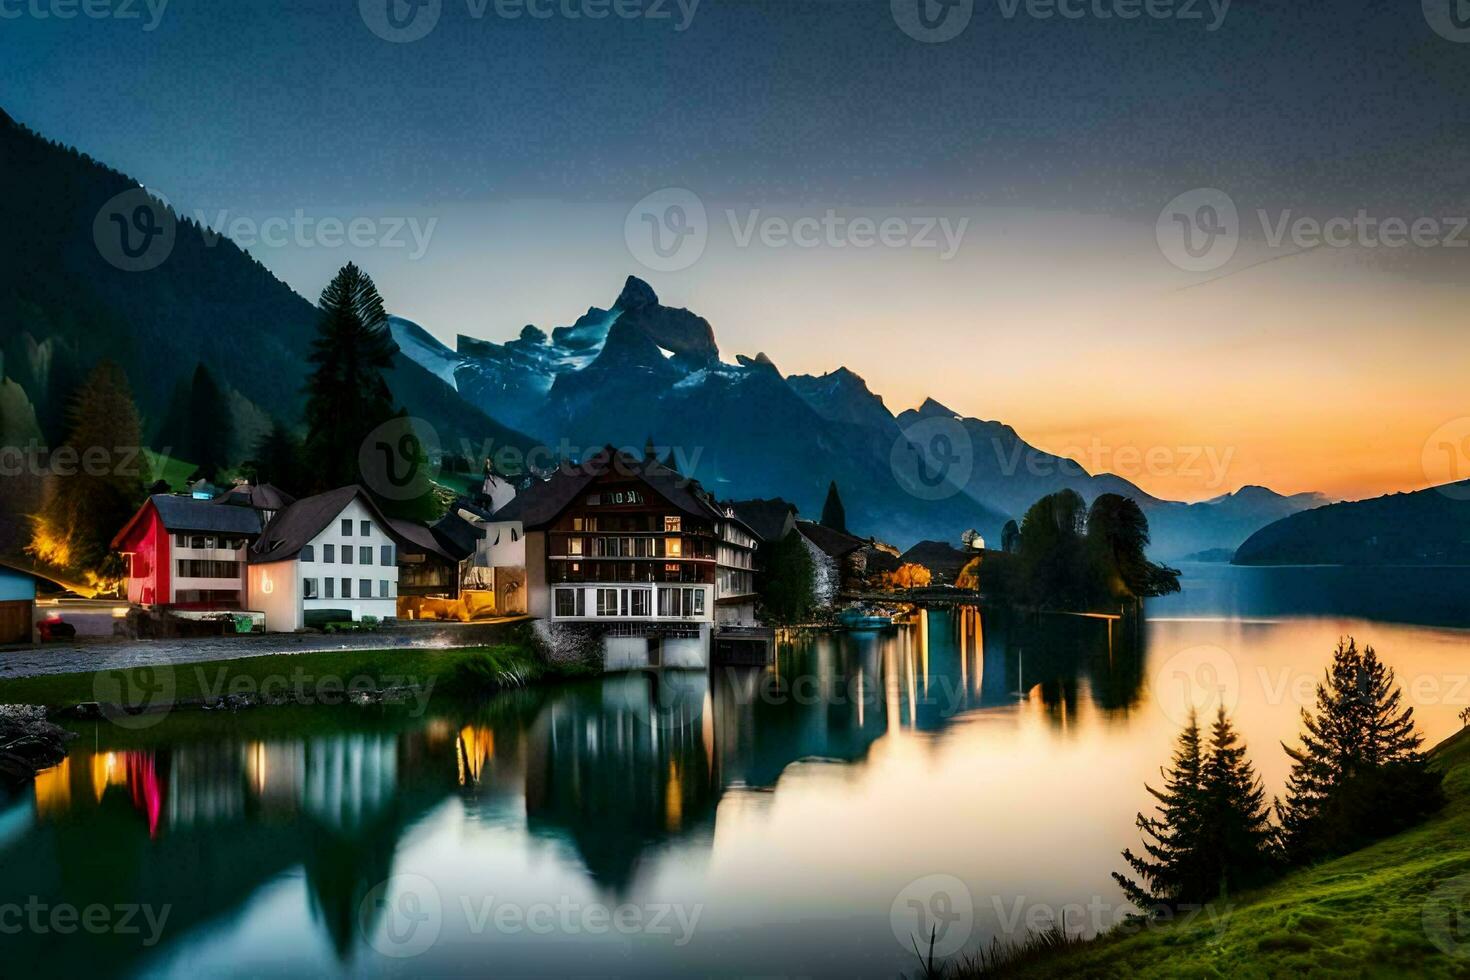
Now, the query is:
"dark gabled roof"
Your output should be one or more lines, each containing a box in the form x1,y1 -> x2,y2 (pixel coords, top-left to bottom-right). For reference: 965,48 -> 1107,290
248,486 -> 409,564
491,446 -> 727,530
728,498 -> 797,543
214,483 -> 297,511
389,518 -> 468,563
899,540 -> 975,578
432,509 -> 482,560
152,495 -> 264,535
796,520 -> 863,559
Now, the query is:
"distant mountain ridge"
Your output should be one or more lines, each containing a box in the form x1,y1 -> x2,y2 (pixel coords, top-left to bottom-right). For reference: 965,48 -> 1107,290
402,275 -> 1326,554
1235,483 -> 1470,565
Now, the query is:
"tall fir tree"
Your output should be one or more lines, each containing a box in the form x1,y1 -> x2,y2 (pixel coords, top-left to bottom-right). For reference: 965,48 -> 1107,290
820,480 -> 847,534
1198,707 -> 1277,897
1115,708 -> 1276,908
1277,639 -> 1443,862
302,263 -> 399,492
183,363 -> 234,481
1114,713 -> 1208,908
33,360 -> 145,575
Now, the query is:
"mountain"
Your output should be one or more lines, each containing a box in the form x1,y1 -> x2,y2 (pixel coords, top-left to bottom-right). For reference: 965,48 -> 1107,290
1234,483 -> 1470,565
0,108 -> 534,469
406,276 -> 1322,554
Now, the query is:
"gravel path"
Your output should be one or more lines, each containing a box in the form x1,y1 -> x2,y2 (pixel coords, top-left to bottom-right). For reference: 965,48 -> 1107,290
0,619 -> 530,680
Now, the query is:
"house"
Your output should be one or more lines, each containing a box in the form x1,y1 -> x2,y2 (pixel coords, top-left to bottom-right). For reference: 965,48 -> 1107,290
246,486 -> 406,631
112,494 -> 265,609
390,516 -> 483,621
484,447 -> 763,668
444,494 -> 529,616
0,562 -> 66,645
795,520 -> 865,606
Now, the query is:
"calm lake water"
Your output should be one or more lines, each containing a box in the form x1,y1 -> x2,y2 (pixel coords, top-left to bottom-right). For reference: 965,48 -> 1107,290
7,564 -> 1470,978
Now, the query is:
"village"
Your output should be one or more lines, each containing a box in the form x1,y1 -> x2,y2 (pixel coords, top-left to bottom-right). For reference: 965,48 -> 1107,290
1,444 -> 986,672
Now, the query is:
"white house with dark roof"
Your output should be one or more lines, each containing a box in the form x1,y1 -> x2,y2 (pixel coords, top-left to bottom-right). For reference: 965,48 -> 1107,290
246,486 -> 405,631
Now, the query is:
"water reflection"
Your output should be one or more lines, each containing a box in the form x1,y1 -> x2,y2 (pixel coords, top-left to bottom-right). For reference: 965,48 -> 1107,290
7,567 -> 1468,978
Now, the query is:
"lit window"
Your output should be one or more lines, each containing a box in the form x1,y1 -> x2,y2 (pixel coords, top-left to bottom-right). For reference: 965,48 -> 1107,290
666,538 -> 682,557
665,516 -> 681,533
568,537 -> 584,556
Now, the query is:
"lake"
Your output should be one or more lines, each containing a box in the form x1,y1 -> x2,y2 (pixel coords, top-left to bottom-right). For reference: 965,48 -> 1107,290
6,564 -> 1470,978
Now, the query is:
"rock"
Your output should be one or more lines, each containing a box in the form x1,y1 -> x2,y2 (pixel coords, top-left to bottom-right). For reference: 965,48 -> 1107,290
0,707 -> 75,789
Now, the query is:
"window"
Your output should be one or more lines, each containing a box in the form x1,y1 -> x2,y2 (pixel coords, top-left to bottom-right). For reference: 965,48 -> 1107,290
360,546 -> 372,565
572,517 -> 585,532
325,578 -> 335,599
689,588 -> 706,616
342,547 -> 353,565
555,589 -> 583,617
302,544 -> 314,562
381,544 -> 394,566
176,559 -> 241,579
191,535 -> 206,549
665,516 -> 682,533
339,578 -> 350,598
630,590 -> 651,616
666,538 -> 682,558
341,519 -> 353,535
175,533 -> 188,548
596,588 -> 618,617
568,537 -> 584,556
360,579 -> 371,599
303,578 -> 318,599
379,579 -> 389,598
360,520 -> 372,536
324,544 -> 335,563
658,587 -> 680,617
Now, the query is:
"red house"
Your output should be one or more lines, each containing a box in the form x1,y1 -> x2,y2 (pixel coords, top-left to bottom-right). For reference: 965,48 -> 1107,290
111,494 -> 268,609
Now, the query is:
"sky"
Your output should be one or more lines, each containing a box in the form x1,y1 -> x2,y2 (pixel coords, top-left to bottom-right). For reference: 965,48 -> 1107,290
3,0 -> 1468,501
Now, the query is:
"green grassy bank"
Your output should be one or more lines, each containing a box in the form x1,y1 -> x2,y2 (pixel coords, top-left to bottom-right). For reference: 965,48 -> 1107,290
977,728 -> 1470,978
0,642 -> 577,713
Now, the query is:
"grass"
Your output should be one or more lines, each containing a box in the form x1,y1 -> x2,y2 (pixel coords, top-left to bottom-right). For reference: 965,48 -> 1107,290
963,728 -> 1470,978
0,643 -> 554,711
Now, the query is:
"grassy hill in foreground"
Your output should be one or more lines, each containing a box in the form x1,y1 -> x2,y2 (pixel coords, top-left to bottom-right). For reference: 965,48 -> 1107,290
983,727 -> 1470,978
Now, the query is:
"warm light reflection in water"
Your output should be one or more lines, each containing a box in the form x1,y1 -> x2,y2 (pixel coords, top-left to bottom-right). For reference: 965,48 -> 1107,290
11,567 -> 1470,979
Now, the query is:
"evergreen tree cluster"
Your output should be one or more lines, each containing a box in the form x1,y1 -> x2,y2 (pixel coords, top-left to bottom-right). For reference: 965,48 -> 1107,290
1118,638 -> 1443,911
756,530 -> 818,626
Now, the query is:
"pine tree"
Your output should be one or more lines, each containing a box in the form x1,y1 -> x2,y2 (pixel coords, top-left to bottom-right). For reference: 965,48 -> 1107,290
820,481 -> 847,534
1116,708 -> 1276,909
1277,638 -> 1443,861
1199,707 -> 1277,897
183,363 -> 234,481
33,360 -> 145,575
302,263 -> 399,491
1113,713 -> 1208,908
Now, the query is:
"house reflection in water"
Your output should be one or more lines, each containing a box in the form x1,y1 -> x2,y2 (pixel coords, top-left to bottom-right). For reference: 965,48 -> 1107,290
7,608 -> 1145,973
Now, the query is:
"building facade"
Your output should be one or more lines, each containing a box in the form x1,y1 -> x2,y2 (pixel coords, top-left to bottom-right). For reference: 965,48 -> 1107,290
112,495 -> 264,609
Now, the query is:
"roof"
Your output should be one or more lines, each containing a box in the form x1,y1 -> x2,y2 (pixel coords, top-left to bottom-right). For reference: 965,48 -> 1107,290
432,510 -> 481,559
0,559 -> 68,592
796,520 -> 863,559
899,540 -> 975,578
491,446 -> 729,531
862,545 -> 904,576
214,483 -> 297,511
728,498 -> 797,542
249,486 -> 409,564
112,495 -> 264,550
388,519 -> 469,563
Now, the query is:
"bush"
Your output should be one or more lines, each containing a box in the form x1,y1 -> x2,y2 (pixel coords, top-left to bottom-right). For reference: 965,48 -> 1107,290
452,648 -> 539,693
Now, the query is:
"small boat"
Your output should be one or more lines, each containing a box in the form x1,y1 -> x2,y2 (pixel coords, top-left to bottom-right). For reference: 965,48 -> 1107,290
837,606 -> 898,631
